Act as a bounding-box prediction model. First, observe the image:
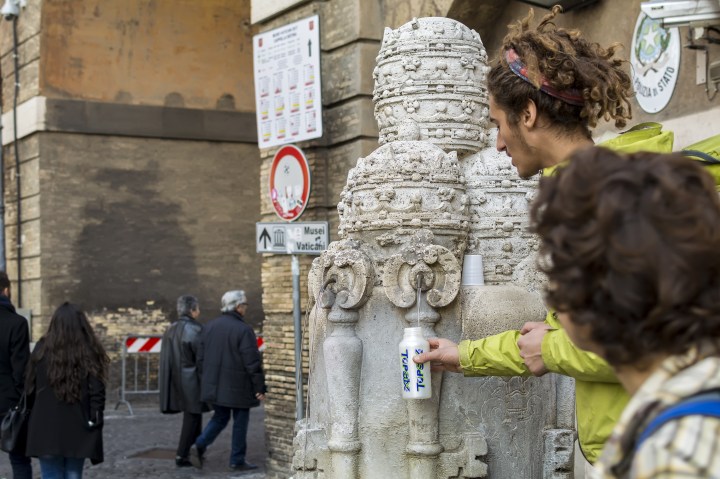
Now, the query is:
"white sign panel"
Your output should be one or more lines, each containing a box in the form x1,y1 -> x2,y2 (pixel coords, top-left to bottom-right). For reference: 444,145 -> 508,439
253,15 -> 322,148
256,221 -> 328,255
630,13 -> 681,114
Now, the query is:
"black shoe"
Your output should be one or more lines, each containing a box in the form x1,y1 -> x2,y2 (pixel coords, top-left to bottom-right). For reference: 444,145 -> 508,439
229,461 -> 258,471
190,444 -> 205,468
175,456 -> 193,468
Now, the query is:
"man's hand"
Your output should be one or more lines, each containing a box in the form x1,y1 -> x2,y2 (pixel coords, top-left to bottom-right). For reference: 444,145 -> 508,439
256,392 -> 266,401
517,322 -> 552,376
413,338 -> 462,373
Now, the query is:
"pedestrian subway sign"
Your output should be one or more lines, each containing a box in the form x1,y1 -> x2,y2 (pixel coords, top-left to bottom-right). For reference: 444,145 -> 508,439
256,221 -> 329,255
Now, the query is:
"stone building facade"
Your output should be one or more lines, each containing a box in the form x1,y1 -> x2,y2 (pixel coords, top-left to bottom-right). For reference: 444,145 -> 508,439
0,1 -> 716,478
0,0 -> 264,367
252,1 -> 719,478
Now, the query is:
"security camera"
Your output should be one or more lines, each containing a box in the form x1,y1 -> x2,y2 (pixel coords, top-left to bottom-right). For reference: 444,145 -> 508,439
641,0 -> 720,28
0,0 -> 25,20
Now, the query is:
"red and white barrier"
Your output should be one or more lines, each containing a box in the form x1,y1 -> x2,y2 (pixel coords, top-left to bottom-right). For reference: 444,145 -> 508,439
125,336 -> 161,353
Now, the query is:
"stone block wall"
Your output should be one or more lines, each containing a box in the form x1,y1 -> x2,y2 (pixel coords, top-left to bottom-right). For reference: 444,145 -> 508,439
36,132 -> 263,332
253,0 -> 388,476
1,127 -> 264,378
0,1 -> 264,392
3,133 -> 41,320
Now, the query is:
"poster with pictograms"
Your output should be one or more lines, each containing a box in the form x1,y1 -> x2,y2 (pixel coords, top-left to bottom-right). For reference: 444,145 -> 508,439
253,15 -> 322,148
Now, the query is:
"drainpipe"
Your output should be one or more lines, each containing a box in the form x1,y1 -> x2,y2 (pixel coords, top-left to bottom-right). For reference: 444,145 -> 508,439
1,1 -> 23,302
10,16 -> 21,305
0,77 -> 5,272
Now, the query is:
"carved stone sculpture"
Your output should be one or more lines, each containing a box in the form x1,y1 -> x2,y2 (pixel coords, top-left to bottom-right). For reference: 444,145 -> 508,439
373,17 -> 490,156
293,16 -> 575,479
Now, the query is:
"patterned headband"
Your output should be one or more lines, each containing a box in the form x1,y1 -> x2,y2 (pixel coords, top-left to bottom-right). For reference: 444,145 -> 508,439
504,48 -> 585,107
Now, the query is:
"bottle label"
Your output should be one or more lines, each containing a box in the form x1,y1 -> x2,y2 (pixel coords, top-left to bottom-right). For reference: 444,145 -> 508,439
401,349 -> 411,392
415,347 -> 426,392
400,347 -> 427,393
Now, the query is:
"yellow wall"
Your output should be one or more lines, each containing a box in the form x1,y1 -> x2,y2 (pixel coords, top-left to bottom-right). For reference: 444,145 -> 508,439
40,0 -> 256,111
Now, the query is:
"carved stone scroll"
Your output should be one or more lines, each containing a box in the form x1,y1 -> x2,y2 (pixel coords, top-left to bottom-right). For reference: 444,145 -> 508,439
383,231 -> 462,312
382,232 -> 462,478
310,240 -> 374,479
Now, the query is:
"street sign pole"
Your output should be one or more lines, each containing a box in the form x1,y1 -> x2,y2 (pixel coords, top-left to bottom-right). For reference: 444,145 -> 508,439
256,221 -> 328,421
292,254 -> 304,421
257,143 -> 321,422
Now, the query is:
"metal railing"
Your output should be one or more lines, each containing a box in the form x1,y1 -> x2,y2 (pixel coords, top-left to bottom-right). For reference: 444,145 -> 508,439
114,335 -> 162,416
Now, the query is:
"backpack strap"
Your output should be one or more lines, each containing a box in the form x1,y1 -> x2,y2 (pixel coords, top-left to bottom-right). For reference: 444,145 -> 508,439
681,149 -> 720,165
636,390 -> 720,451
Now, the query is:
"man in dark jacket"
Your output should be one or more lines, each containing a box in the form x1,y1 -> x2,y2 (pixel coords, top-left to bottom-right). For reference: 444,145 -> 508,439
159,295 -> 205,468
0,271 -> 31,479
193,290 -> 266,471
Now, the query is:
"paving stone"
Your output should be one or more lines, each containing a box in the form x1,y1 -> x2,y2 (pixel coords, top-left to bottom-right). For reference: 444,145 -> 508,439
0,400 -> 268,479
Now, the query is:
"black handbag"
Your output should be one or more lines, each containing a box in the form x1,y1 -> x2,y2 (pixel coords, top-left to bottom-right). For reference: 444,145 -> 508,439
0,391 -> 30,453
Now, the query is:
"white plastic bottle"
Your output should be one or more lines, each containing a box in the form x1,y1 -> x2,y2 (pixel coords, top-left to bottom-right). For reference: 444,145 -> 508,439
398,327 -> 431,399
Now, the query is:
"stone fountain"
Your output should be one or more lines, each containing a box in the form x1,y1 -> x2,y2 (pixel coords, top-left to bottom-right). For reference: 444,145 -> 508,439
292,16 -> 576,479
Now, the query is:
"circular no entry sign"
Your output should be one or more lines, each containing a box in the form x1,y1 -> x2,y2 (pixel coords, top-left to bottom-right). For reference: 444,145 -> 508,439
269,145 -> 311,221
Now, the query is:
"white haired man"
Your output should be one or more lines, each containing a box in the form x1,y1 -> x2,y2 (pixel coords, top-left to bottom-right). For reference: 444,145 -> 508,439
192,290 -> 266,471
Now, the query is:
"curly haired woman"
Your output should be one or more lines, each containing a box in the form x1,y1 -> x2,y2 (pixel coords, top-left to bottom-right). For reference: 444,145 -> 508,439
532,148 -> 720,478
414,6 -> 673,475
25,303 -> 109,479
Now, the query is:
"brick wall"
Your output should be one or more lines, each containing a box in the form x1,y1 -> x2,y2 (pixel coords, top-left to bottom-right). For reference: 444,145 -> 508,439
253,0 -> 385,476
1,129 -> 263,391
0,1 -> 265,371
35,132 -> 263,334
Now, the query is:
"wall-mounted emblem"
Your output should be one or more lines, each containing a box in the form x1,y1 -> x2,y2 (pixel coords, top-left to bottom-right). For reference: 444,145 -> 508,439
630,13 -> 681,113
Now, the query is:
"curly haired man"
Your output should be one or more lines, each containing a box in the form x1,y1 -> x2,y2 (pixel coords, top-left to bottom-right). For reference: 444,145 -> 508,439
531,148 -> 720,478
414,6 -> 672,475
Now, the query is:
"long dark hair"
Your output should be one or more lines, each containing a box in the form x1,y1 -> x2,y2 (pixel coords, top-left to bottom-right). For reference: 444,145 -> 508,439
33,303 -> 109,403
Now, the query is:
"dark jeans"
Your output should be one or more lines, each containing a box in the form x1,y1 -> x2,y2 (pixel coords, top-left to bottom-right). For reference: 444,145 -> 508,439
38,456 -> 84,479
195,405 -> 250,466
176,412 -> 202,459
7,450 -> 32,479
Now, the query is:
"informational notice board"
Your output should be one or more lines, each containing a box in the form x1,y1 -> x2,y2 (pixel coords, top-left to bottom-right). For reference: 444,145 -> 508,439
253,15 -> 323,149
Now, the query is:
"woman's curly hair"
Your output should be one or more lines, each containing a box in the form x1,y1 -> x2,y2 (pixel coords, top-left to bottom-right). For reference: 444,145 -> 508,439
488,6 -> 633,137
531,148 -> 720,367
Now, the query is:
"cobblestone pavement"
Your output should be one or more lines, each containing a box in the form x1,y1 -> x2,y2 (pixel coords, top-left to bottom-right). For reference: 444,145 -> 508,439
0,399 -> 268,479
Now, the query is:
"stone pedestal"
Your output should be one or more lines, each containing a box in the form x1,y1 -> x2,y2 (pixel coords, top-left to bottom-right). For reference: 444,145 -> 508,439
292,16 -> 575,479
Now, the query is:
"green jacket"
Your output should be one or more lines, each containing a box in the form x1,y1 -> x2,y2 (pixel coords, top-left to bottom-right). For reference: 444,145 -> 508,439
459,312 -> 626,463
459,123 -> 674,464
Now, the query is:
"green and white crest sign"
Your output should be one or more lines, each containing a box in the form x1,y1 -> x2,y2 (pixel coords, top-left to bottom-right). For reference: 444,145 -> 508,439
630,13 -> 681,113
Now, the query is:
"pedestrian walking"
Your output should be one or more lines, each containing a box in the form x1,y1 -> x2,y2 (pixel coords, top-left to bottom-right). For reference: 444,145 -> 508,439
0,271 -> 31,479
159,295 -> 207,468
25,303 -> 109,479
193,290 -> 266,471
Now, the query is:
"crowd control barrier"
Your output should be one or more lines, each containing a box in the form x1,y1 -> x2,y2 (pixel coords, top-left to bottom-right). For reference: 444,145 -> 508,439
115,335 -> 162,416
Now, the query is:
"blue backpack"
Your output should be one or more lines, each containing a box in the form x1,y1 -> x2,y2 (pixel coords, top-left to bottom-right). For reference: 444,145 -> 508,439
636,390 -> 720,450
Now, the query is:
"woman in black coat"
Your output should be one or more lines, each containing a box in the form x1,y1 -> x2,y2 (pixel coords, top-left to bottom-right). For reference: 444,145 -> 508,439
25,303 -> 109,479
